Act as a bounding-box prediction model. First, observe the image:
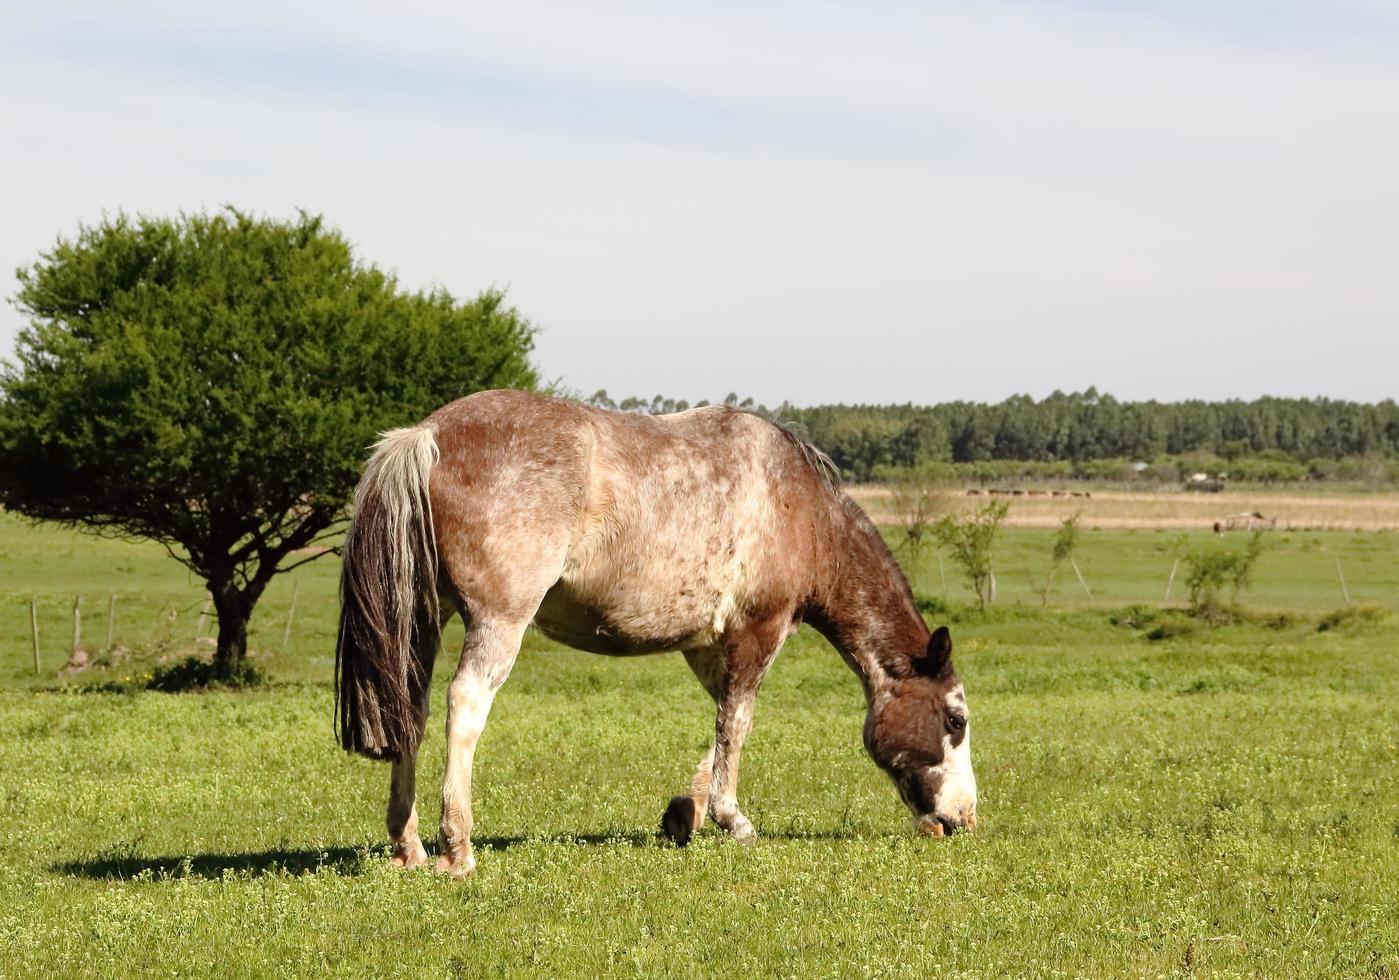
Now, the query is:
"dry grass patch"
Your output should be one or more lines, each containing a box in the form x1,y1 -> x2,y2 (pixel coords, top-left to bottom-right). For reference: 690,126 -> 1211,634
851,485 -> 1399,531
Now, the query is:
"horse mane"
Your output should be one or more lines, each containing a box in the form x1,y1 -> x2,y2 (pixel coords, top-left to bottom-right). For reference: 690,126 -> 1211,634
753,412 -> 842,492
842,492 -> 919,602
751,409 -> 920,618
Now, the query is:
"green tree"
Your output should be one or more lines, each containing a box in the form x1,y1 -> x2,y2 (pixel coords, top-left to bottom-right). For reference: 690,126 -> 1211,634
1038,512 -> 1081,607
933,500 -> 1009,611
0,209 -> 537,678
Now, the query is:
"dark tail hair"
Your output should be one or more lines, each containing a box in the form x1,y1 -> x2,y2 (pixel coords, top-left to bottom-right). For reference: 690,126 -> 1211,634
335,425 -> 441,761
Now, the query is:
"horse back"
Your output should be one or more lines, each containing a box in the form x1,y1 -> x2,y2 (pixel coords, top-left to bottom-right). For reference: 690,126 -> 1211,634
424,390 -> 829,652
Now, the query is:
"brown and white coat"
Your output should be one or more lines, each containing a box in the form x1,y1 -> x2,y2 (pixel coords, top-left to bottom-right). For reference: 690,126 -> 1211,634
336,389 -> 976,876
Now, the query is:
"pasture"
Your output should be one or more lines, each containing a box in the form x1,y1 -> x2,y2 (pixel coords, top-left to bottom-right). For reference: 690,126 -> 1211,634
1,513 -> 1397,976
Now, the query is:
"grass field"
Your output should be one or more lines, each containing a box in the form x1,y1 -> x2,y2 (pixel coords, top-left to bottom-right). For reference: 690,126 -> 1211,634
1,512 -> 1397,976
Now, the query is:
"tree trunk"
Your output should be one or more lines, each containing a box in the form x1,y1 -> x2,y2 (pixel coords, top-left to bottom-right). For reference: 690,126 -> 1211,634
210,580 -> 253,678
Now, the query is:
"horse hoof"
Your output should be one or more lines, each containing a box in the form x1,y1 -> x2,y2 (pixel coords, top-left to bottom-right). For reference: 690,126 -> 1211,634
434,852 -> 476,878
390,843 -> 429,869
730,819 -> 757,845
661,796 -> 696,846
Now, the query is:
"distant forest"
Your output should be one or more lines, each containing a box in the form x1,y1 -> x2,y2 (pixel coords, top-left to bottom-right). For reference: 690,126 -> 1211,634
584,389 -> 1399,483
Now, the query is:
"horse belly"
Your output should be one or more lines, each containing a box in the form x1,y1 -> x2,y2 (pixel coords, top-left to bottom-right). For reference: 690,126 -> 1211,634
533,572 -> 726,655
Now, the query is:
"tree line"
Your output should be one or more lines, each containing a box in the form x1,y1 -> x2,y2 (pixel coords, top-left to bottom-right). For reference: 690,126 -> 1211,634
587,389 -> 1399,482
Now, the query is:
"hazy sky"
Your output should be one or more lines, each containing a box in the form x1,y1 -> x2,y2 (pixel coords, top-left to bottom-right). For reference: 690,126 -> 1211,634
3,1 -> 1396,405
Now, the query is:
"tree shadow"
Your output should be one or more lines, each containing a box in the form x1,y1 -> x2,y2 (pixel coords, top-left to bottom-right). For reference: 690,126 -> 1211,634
53,845 -> 370,881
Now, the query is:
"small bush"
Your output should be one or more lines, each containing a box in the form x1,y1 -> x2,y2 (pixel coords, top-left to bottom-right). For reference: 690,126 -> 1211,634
1038,513 -> 1082,607
1184,530 -> 1268,614
1109,605 -> 1159,629
1254,611 -> 1298,631
878,464 -> 956,573
1189,599 -> 1239,626
1146,616 -> 1200,642
934,500 -> 1009,610
147,656 -> 267,692
1316,606 -> 1389,633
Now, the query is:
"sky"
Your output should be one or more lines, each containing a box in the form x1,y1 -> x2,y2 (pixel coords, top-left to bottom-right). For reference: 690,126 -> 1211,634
2,1 -> 1396,406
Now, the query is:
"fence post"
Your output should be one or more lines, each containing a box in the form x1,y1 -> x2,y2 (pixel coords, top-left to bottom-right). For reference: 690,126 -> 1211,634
1070,559 -> 1093,600
31,599 -> 40,673
196,596 -> 211,638
105,595 -> 117,652
282,580 -> 299,649
65,595 -> 89,670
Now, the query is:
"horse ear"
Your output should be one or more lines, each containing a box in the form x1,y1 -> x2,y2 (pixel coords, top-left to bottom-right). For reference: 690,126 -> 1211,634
916,626 -> 952,675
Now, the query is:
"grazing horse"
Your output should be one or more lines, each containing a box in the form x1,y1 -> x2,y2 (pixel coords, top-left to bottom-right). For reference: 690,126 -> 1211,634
336,389 -> 977,876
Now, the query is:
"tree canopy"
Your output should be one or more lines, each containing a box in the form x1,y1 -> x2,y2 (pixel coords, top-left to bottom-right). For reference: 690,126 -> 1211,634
1,209 -> 537,675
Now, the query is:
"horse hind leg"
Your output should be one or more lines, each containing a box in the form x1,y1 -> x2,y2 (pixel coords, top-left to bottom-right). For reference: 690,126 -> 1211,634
436,615 -> 529,877
661,649 -> 723,846
386,605 -> 448,869
387,755 -> 427,868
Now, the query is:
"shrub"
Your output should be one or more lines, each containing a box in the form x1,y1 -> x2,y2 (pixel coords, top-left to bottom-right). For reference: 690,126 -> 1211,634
1184,530 -> 1268,615
147,656 -> 267,692
1038,513 -> 1081,607
877,464 -> 955,572
1229,456 -> 1307,483
1316,606 -> 1389,633
1109,605 -> 1159,629
1146,615 -> 1200,642
933,500 -> 1009,610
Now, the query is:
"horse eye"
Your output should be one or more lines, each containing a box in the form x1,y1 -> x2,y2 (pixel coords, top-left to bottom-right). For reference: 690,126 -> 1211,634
948,714 -> 966,731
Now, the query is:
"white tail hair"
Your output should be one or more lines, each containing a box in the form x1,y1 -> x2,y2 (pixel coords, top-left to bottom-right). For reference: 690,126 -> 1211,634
336,425 -> 442,760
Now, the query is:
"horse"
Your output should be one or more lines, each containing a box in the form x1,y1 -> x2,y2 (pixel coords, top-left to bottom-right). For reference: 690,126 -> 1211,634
335,389 -> 977,876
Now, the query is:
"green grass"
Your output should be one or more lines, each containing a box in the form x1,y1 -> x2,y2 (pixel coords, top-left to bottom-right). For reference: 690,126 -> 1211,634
909,526 -> 1399,613
1,514 -> 1397,976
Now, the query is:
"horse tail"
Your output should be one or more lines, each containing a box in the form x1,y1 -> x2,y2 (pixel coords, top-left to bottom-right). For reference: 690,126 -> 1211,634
336,425 -> 442,761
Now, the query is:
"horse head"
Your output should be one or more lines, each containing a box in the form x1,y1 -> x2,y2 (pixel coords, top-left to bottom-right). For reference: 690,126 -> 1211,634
864,626 -> 978,836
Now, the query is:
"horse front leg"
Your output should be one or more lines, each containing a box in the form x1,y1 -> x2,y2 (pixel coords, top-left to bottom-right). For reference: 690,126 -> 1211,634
706,615 -> 790,843
661,743 -> 715,846
437,619 -> 523,877
708,684 -> 760,841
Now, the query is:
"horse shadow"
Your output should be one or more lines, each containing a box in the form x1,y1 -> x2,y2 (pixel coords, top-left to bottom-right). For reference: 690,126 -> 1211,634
473,827 -> 863,850
53,845 -> 372,881
53,827 -> 862,880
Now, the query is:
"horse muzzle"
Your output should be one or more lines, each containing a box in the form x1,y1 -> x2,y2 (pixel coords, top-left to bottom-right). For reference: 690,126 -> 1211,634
916,808 -> 977,838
